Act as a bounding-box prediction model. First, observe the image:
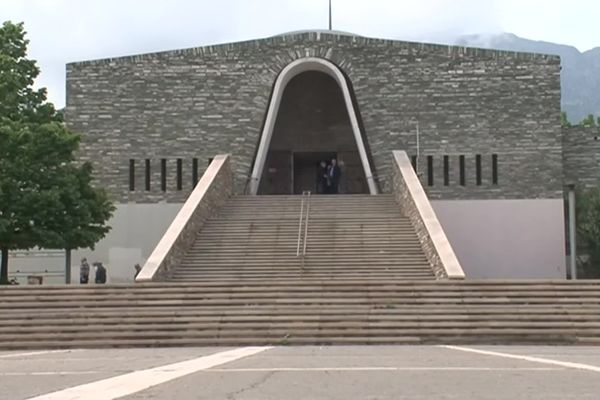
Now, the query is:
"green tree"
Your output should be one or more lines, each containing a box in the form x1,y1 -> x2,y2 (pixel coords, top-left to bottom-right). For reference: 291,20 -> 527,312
0,21 -> 114,284
41,161 -> 115,283
576,187 -> 600,278
581,114 -> 597,127
560,111 -> 571,127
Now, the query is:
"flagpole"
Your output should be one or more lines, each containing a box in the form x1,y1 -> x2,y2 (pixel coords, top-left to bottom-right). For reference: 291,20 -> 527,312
329,0 -> 332,30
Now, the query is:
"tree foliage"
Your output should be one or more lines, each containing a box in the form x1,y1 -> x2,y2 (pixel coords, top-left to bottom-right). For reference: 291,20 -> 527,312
561,111 -> 571,127
561,111 -> 600,128
0,21 -> 114,284
581,114 -> 597,127
576,187 -> 600,278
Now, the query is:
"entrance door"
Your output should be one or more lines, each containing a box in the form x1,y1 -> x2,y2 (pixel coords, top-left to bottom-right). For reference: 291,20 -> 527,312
293,152 -> 336,194
257,151 -> 292,195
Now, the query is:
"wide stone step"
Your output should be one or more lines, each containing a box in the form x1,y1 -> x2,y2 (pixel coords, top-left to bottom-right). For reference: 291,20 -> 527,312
9,295 -> 592,309
6,283 -> 600,294
216,214 -> 404,218
198,225 -> 415,231
6,286 -> 600,298
3,304 -> 600,319
2,304 -> 600,317
192,239 -> 422,245
192,235 -> 421,241
172,272 -> 434,278
186,246 -> 425,252
180,255 -> 430,261
7,290 -> 600,303
210,225 -> 409,230
5,320 -> 600,336
0,328 -> 597,348
175,264 -> 431,269
6,314 -> 600,331
181,257 -> 429,261
192,239 -> 421,244
169,274 -> 435,281
6,334 -> 600,350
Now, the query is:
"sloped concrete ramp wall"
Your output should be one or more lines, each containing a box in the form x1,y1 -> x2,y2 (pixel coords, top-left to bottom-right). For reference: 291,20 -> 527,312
136,155 -> 233,282
392,151 -> 465,279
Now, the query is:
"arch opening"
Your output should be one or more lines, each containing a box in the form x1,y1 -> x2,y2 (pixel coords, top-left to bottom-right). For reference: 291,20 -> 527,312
249,57 -> 377,195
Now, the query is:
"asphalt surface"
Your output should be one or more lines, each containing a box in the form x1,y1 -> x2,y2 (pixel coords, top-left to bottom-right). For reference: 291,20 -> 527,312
2,346 -> 600,400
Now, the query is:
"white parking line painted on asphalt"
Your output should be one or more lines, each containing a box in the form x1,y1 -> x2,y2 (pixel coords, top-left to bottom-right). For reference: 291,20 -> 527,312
1,371 -> 102,376
0,350 -> 74,359
442,345 -> 600,373
207,366 -> 563,372
24,346 -> 272,400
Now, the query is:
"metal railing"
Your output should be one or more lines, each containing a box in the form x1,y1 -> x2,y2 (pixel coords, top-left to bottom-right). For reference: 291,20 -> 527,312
296,191 -> 312,265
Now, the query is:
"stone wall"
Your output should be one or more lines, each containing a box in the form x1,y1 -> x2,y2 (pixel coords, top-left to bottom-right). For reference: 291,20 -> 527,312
392,151 -> 465,280
563,125 -> 600,189
135,154 -> 232,282
66,31 -> 562,203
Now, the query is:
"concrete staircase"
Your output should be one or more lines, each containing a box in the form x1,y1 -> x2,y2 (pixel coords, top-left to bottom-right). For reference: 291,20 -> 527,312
3,194 -> 599,349
170,194 -> 435,281
2,280 -> 600,349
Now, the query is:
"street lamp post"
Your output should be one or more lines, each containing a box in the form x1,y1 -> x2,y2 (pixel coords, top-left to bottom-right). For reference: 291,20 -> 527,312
568,184 -> 577,279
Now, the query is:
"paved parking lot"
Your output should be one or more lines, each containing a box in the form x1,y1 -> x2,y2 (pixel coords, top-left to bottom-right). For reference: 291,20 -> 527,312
2,345 -> 600,399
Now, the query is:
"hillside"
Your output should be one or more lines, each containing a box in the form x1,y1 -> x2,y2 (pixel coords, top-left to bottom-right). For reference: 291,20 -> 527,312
453,33 -> 600,123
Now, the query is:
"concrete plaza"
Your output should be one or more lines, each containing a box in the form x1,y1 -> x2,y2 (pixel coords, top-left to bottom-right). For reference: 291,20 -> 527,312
1,345 -> 600,399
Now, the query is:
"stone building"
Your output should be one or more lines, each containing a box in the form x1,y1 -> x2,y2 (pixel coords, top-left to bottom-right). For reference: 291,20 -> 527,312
14,30 -> 588,282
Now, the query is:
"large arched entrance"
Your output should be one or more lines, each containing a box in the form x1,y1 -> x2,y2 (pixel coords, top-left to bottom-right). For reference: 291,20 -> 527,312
249,57 -> 377,195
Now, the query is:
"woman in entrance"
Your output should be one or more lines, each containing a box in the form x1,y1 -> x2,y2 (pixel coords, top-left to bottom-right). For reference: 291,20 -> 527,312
317,160 -> 329,194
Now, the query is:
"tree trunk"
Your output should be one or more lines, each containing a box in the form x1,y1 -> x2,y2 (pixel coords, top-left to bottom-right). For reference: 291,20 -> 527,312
0,247 -> 8,284
65,248 -> 71,284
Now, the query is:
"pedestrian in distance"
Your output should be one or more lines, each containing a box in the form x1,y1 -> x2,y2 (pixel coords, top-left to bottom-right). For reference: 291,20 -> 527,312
94,262 -> 107,284
80,258 -> 90,284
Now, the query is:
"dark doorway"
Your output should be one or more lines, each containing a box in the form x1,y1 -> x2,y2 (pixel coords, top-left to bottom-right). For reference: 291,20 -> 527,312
257,70 -> 369,195
293,152 -> 336,194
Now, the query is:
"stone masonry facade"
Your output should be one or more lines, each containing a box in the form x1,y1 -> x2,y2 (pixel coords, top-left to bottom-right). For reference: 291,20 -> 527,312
66,31 -> 562,203
563,125 -> 600,189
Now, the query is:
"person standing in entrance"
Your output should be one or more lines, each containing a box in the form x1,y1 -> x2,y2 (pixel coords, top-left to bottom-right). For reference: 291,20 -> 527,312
317,160 -> 329,194
327,158 -> 341,194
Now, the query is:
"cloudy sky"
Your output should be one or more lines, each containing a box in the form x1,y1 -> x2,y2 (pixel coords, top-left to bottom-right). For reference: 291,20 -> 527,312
1,0 -> 599,108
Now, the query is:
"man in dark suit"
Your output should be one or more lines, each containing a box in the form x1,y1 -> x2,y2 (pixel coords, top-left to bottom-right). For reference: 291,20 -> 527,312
327,158 -> 341,194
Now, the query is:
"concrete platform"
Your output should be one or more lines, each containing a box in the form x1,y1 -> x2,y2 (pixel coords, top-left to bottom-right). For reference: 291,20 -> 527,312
1,346 -> 600,399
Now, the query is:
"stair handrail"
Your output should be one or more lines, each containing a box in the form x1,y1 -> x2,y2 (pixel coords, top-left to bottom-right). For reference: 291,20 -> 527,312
302,191 -> 311,257
296,191 -> 311,260
296,193 -> 307,257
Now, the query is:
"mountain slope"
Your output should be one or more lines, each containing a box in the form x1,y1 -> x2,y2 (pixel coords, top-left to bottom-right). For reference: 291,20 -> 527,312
453,33 -> 600,123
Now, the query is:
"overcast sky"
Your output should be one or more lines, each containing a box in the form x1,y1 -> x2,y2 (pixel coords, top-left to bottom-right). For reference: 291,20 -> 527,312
1,0 -> 599,108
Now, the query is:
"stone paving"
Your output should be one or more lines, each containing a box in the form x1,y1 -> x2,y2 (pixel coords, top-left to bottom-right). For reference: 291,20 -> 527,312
2,346 -> 600,399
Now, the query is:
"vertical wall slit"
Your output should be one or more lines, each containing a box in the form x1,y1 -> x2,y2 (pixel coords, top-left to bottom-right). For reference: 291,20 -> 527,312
459,155 -> 465,186
492,154 -> 498,185
476,154 -> 482,186
192,158 -> 199,187
160,159 -> 167,192
427,155 -> 434,186
144,159 -> 151,191
443,155 -> 449,186
176,158 -> 183,190
129,159 -> 135,191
